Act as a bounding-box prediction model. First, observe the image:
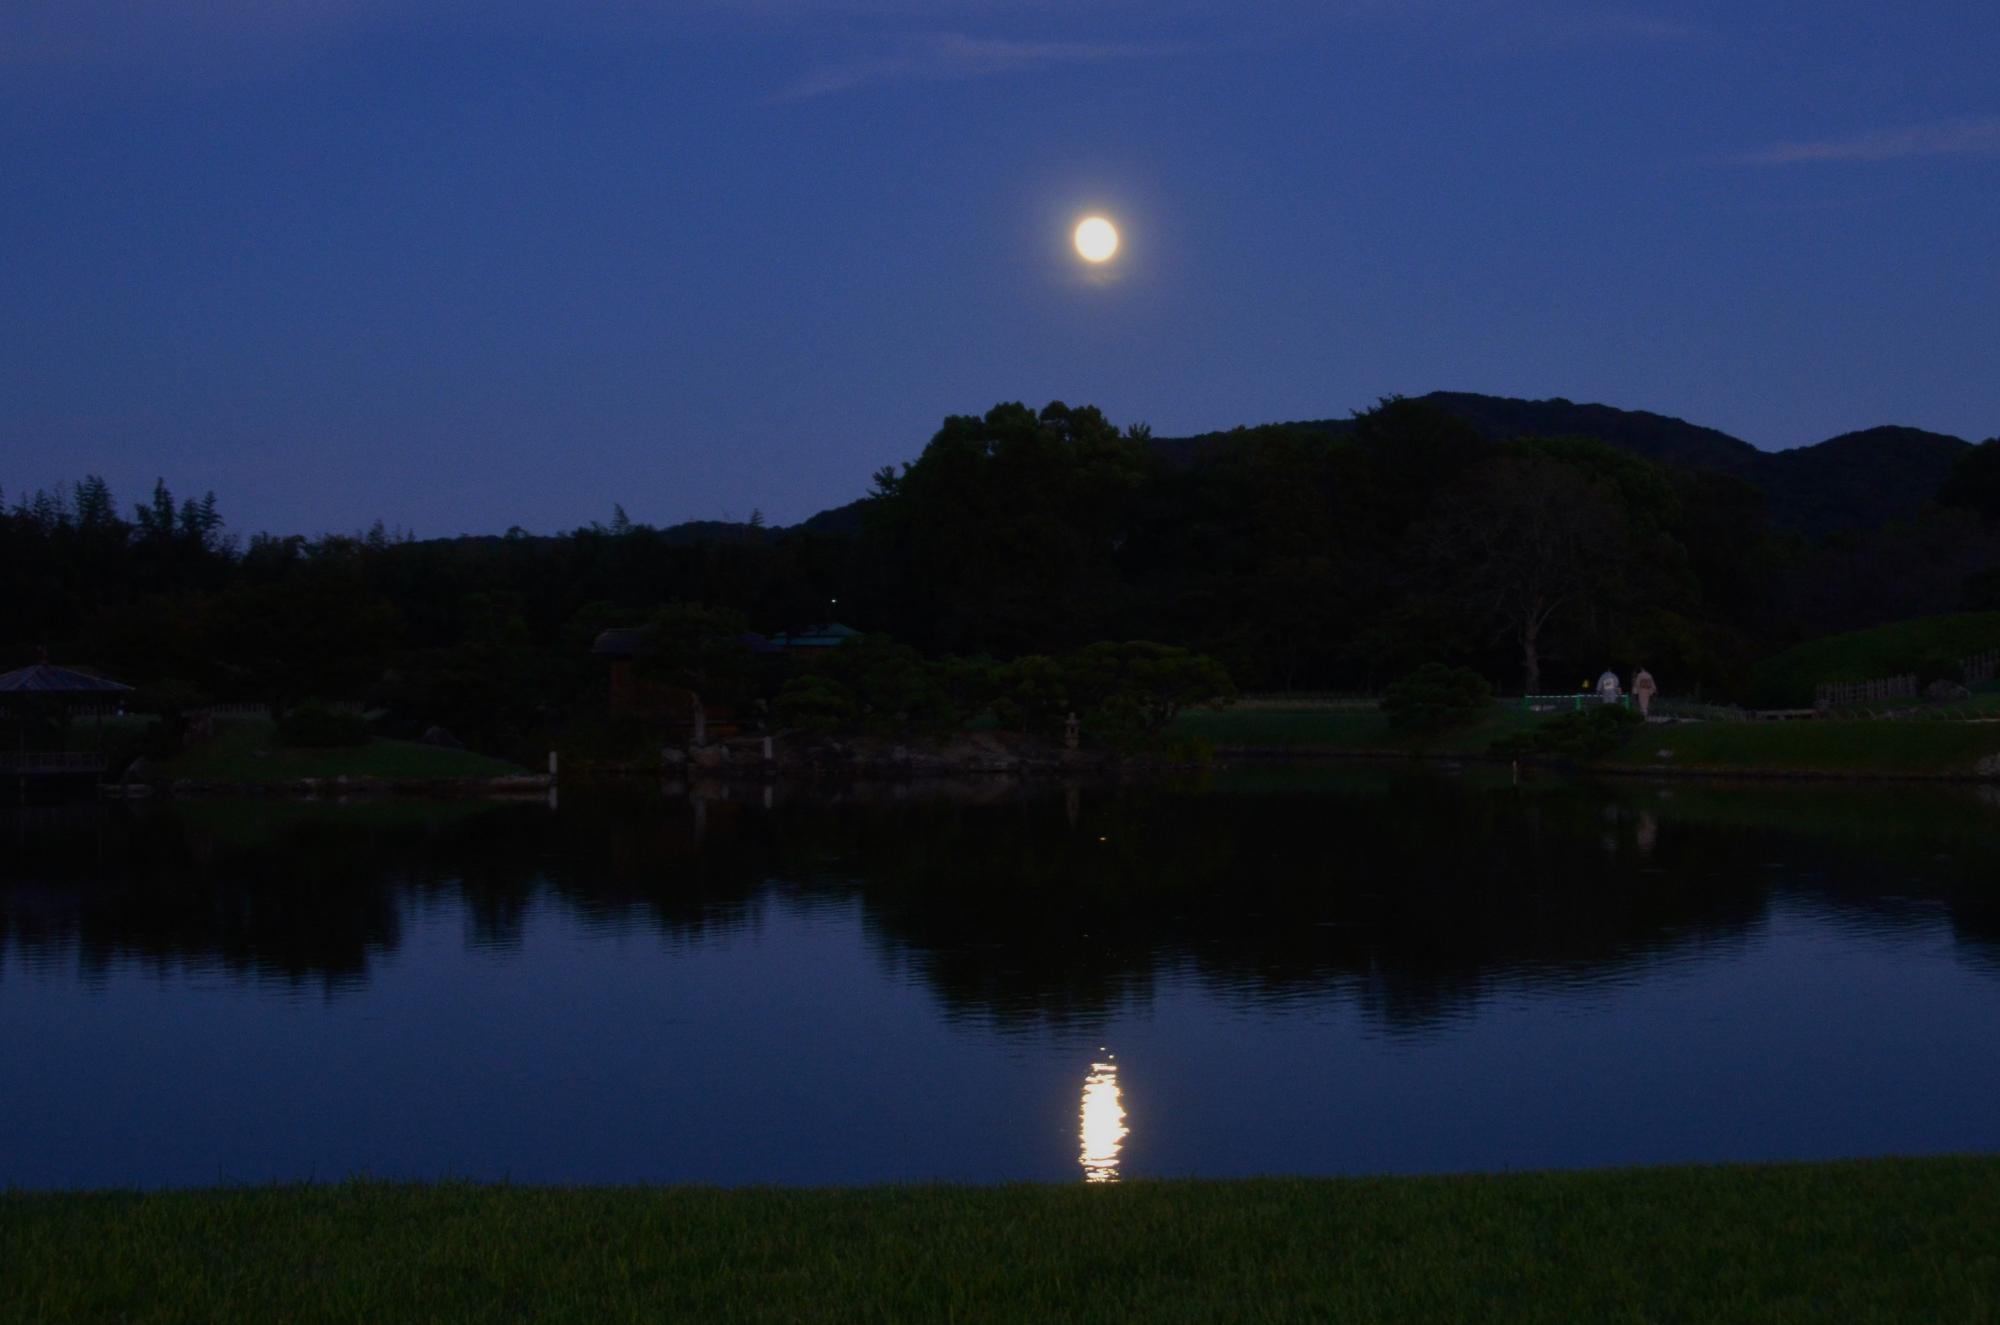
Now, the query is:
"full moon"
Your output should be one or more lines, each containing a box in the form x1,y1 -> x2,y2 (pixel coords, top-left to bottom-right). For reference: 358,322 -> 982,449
1074,216 -> 1119,263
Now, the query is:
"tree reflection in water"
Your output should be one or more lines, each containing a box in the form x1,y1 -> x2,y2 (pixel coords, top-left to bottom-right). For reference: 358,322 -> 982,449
4,772 -> 1999,1032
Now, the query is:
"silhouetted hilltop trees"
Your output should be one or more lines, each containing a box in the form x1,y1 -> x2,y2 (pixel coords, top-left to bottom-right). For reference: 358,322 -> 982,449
1762,425 -> 1972,537
1156,392 -> 1762,478
1941,437 -> 2000,530
5,394 -> 1996,754
1156,392 -> 1979,538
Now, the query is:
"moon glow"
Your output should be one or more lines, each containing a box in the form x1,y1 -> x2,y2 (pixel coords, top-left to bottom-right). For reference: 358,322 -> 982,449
1074,216 -> 1119,263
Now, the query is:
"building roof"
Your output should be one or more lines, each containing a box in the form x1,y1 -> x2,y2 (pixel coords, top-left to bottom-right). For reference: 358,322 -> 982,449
591,628 -> 786,657
0,663 -> 132,695
766,623 -> 861,649
590,627 -> 648,658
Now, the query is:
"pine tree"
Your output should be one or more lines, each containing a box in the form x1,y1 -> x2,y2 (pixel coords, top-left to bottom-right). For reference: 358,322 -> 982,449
73,475 -> 118,531
136,479 -> 175,543
197,492 -> 224,549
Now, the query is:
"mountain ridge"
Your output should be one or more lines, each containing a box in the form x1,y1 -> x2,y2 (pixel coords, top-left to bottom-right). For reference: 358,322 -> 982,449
1155,391 -> 1976,537
412,393 -> 1981,549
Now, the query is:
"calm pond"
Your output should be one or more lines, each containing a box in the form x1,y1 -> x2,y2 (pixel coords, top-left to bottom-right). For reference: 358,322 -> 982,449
4,770 -> 1998,1189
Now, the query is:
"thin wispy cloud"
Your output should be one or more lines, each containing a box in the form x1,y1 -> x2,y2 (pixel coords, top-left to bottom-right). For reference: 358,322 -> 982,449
1731,117 -> 2000,166
0,0 -> 384,68
772,32 -> 1188,102
0,0 -> 405,97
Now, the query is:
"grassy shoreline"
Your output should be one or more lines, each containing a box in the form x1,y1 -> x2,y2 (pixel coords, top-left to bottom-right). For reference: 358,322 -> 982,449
5,1158 -> 1997,1322
1174,703 -> 2000,781
139,717 -> 530,787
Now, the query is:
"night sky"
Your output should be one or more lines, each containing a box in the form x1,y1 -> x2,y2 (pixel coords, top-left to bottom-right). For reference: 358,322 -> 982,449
5,2 -> 1996,538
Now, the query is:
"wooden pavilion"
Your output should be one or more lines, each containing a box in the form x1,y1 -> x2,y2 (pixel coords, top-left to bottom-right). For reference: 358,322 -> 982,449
0,655 -> 133,780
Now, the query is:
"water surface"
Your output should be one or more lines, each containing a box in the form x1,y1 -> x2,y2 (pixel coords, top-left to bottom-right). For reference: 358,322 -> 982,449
4,771 -> 1998,1188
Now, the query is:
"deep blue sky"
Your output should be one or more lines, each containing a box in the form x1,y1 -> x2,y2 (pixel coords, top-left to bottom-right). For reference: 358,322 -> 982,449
5,2 -> 1997,537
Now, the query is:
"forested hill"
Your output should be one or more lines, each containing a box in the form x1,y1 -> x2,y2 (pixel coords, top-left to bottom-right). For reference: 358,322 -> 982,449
1153,392 -> 1975,537
1373,393 -> 1765,475
8,395 -> 1997,736
433,398 -> 1972,550
1762,426 -> 1973,539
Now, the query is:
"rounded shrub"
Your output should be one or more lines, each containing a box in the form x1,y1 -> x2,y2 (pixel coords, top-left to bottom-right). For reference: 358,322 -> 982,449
1492,704 -> 1643,761
774,675 -> 859,736
1381,664 -> 1493,734
277,703 -> 370,749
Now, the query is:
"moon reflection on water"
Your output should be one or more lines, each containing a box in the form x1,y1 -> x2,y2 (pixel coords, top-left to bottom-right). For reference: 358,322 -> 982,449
1079,1055 -> 1127,1183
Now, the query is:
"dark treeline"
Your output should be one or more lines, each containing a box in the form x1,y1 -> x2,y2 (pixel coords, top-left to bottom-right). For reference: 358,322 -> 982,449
7,398 -> 1999,751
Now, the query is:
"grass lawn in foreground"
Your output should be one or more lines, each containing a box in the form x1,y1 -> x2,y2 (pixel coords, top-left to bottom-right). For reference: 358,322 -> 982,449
3,1159 -> 1996,1323
156,718 -> 524,783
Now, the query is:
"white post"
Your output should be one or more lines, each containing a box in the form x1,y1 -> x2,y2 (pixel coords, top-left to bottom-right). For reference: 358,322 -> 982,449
548,751 -> 558,778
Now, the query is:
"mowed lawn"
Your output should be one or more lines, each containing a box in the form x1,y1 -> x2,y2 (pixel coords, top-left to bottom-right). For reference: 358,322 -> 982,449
1748,612 -> 2000,707
1175,701 -> 2000,777
4,1159 -> 1997,1323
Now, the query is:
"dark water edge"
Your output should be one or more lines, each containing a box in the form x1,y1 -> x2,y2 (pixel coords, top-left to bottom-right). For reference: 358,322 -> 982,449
4,768 -> 1998,1189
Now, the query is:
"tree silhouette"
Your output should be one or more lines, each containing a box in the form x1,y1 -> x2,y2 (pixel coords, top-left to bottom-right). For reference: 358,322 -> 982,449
1419,454 -> 1628,694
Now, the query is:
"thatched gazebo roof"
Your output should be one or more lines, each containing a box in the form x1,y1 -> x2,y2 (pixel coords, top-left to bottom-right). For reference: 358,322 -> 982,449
0,662 -> 130,770
0,663 -> 132,695
0,660 -> 133,728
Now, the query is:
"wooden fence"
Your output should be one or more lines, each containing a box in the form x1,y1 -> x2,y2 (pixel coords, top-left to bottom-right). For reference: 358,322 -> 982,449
200,701 -> 367,721
204,702 -> 272,720
1814,675 -> 1917,710
1814,646 -> 2000,710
